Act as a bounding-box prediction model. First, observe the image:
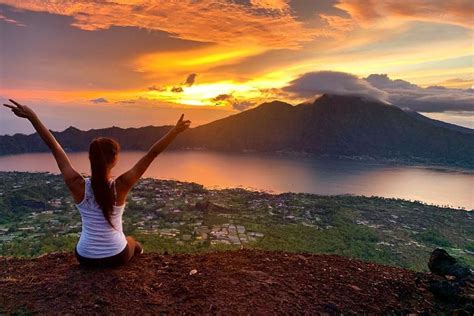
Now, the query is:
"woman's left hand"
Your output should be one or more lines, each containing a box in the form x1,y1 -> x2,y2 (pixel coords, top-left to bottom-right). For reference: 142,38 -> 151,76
3,99 -> 37,121
173,114 -> 191,134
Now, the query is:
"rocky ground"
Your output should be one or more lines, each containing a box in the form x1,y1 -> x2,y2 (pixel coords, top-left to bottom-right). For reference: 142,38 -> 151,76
1,249 -> 471,314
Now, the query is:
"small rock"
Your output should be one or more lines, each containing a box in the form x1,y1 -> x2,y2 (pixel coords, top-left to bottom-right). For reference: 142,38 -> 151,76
350,285 -> 362,291
189,269 -> 198,275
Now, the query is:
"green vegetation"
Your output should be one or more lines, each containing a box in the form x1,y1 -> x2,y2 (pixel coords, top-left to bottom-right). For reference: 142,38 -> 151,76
415,229 -> 452,248
0,171 -> 472,272
465,242 -> 474,253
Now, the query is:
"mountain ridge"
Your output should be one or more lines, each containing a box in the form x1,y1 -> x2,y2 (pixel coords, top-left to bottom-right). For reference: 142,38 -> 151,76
1,94 -> 473,168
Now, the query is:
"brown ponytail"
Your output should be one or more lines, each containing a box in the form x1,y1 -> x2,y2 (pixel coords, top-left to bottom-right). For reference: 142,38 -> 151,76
88,137 -> 120,229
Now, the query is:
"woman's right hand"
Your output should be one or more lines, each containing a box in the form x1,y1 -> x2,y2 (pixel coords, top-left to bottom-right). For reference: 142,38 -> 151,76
3,99 -> 38,121
173,114 -> 191,134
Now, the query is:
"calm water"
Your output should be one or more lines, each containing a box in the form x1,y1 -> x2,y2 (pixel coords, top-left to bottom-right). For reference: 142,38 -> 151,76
0,151 -> 472,209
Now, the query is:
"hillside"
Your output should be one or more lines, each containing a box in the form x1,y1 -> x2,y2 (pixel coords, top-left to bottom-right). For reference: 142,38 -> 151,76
0,249 -> 469,314
180,94 -> 474,167
1,172 -> 473,270
1,94 -> 473,168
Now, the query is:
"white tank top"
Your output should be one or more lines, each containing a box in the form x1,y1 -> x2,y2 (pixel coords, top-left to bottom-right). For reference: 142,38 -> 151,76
75,177 -> 127,258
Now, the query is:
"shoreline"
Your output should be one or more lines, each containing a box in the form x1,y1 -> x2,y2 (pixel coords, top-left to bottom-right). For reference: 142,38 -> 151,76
1,170 -> 472,211
1,148 -> 473,172
1,171 -> 472,270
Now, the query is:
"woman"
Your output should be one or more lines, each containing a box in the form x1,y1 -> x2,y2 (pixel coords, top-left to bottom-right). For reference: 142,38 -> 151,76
3,99 -> 191,267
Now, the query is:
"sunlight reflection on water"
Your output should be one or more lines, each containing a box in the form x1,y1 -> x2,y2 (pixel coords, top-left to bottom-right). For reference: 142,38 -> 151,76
0,150 -> 472,209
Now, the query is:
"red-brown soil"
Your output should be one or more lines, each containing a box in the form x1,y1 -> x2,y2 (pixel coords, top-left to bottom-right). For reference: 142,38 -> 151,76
0,250 -> 454,314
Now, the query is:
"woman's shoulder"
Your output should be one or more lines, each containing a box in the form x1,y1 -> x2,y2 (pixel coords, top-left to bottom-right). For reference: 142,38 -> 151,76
75,177 -> 92,207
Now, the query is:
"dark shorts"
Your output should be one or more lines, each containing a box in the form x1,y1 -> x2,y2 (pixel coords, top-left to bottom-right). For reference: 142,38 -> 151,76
75,236 -> 143,268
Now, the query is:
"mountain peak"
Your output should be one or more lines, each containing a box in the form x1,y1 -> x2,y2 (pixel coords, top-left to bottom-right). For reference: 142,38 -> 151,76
63,126 -> 81,133
255,100 -> 292,110
316,93 -> 379,103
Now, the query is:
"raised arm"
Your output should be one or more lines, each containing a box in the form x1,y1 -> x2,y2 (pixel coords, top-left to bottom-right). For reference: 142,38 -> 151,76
117,114 -> 191,194
3,99 -> 84,202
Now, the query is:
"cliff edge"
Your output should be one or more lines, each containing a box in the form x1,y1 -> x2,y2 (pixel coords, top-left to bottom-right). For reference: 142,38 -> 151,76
0,250 -> 470,314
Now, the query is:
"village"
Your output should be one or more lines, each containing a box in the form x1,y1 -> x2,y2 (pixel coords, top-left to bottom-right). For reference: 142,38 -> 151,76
0,172 -> 268,249
0,171 -> 472,271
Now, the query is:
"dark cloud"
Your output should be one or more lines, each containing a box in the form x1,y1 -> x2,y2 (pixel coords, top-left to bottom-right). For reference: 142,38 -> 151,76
117,100 -> 136,104
282,71 -> 388,102
366,74 -> 474,112
89,97 -> 109,104
148,85 -> 166,92
184,73 -> 197,86
0,11 -> 26,26
426,85 -> 448,90
232,101 -> 254,111
0,4 -> 206,91
170,86 -> 184,93
290,0 -> 346,21
365,74 -> 417,90
281,71 -> 473,112
165,74 -> 197,93
210,93 -> 254,111
211,94 -> 233,103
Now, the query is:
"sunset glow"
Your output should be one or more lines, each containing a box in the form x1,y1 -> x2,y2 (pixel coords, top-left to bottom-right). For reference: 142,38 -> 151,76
1,0 -> 473,134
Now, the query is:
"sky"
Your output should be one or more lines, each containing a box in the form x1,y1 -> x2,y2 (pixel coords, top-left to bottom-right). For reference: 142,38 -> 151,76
0,0 -> 473,134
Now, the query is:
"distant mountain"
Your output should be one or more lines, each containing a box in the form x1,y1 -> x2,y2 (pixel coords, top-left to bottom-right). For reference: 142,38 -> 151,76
176,94 -> 474,167
404,110 -> 474,135
0,125 -> 174,155
1,94 -> 473,168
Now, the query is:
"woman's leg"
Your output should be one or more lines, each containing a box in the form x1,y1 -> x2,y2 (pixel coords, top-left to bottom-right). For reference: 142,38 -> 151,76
125,236 -> 143,261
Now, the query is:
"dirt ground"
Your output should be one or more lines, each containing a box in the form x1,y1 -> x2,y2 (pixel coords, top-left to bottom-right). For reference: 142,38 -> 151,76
0,249 -> 458,314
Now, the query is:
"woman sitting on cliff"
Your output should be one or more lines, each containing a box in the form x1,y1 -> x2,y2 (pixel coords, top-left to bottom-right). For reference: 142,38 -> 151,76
3,99 -> 191,268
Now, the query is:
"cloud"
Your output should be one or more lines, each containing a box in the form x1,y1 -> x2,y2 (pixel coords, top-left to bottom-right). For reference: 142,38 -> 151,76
148,85 -> 166,92
211,93 -> 255,111
0,0 -> 322,50
365,74 -> 418,90
0,12 -> 25,26
170,86 -> 184,93
89,97 -> 109,104
184,73 -> 197,87
250,0 -> 289,10
335,0 -> 474,30
116,100 -> 136,104
319,14 -> 355,33
282,71 -> 389,102
165,74 -> 197,93
232,101 -> 255,111
211,94 -> 233,103
366,74 -> 474,112
436,78 -> 474,89
281,71 -> 474,112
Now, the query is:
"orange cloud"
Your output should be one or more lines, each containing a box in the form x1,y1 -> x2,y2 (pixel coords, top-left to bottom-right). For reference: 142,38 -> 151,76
250,0 -> 289,10
0,0 -> 321,49
336,0 -> 474,29
319,14 -> 355,33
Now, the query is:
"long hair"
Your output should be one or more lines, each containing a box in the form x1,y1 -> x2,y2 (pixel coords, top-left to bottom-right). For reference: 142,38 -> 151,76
88,137 -> 120,229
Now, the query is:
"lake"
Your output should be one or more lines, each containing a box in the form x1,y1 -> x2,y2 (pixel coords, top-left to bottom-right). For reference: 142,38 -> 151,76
0,151 -> 472,209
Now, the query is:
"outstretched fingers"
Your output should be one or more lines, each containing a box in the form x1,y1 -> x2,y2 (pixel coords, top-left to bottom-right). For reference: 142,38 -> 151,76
8,99 -> 21,106
174,114 -> 191,132
3,103 -> 16,109
3,99 -> 34,119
